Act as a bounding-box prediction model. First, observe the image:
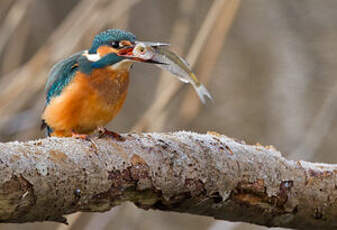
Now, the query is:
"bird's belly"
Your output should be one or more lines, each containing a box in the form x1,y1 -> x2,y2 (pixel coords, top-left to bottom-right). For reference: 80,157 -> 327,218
43,70 -> 129,136
75,90 -> 128,133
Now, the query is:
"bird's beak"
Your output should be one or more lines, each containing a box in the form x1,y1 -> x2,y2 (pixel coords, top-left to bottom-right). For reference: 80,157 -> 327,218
117,46 -> 134,57
117,41 -> 169,64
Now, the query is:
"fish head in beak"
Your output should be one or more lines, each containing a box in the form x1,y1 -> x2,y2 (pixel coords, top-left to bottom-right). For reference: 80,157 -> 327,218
117,41 -> 169,64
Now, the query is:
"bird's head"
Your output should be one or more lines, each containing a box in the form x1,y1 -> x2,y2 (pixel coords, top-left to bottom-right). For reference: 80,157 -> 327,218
85,29 -> 163,68
88,29 -> 135,56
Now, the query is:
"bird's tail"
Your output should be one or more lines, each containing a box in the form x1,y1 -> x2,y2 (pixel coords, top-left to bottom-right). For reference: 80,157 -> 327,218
41,120 -> 52,137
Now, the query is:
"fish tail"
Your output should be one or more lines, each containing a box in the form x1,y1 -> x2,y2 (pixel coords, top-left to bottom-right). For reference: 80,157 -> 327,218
192,83 -> 213,104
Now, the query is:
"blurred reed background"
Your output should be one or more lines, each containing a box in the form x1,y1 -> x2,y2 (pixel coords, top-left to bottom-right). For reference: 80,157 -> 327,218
0,0 -> 337,229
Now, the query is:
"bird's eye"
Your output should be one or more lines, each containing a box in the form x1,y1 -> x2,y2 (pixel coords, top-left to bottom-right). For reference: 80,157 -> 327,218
111,41 -> 119,48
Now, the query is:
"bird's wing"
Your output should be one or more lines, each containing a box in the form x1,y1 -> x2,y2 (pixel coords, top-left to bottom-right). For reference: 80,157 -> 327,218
45,51 -> 84,104
42,51 -> 85,136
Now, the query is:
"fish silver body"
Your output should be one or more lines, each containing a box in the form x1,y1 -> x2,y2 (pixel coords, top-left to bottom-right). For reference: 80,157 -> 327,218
132,42 -> 213,104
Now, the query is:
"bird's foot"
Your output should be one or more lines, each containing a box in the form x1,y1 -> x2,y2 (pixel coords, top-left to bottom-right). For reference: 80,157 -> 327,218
72,132 -> 90,140
72,132 -> 98,152
97,128 -> 125,141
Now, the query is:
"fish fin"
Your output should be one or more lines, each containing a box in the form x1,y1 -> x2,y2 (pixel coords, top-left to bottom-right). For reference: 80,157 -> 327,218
193,83 -> 213,104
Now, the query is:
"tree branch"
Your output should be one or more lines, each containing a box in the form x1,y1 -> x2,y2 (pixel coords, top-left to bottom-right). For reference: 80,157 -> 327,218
0,131 -> 336,229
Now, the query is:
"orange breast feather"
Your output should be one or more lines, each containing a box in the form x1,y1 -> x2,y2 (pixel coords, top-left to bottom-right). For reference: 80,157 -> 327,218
42,68 -> 129,136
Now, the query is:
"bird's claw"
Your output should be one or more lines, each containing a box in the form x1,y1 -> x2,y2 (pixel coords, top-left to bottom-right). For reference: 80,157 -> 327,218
97,128 -> 125,141
72,132 -> 90,141
72,132 -> 98,152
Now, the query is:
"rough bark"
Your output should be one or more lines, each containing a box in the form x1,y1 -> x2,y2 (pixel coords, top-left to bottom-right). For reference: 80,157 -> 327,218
0,131 -> 336,229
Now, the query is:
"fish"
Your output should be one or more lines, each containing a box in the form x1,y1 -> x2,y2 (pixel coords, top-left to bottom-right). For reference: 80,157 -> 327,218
131,42 -> 213,104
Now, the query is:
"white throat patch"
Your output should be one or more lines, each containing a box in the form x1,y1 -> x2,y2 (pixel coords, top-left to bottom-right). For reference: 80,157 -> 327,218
83,50 -> 101,62
82,50 -> 133,71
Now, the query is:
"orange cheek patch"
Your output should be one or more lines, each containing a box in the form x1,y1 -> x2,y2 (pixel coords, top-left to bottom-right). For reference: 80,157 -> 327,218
97,46 -> 117,56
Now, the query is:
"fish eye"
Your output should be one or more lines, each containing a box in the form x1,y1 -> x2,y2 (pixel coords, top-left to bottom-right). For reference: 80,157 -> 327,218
137,46 -> 145,54
112,41 -> 119,48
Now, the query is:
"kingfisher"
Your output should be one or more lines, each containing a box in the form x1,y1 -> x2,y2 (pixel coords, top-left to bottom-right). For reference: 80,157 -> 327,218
41,29 -> 163,139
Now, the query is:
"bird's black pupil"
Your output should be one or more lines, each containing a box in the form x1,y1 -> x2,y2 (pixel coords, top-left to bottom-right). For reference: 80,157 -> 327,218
112,41 -> 119,48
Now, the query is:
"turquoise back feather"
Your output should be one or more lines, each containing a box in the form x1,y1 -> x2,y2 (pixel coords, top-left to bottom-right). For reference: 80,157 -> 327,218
43,51 -> 84,136
45,51 -> 84,104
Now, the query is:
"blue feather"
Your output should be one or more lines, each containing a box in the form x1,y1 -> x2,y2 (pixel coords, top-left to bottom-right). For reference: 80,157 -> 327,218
43,51 -> 85,136
45,51 -> 125,104
45,51 -> 84,104
91,53 -> 124,69
43,52 -> 86,136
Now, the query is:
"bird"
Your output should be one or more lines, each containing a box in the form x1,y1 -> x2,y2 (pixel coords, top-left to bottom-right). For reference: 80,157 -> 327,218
41,29 -> 162,139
